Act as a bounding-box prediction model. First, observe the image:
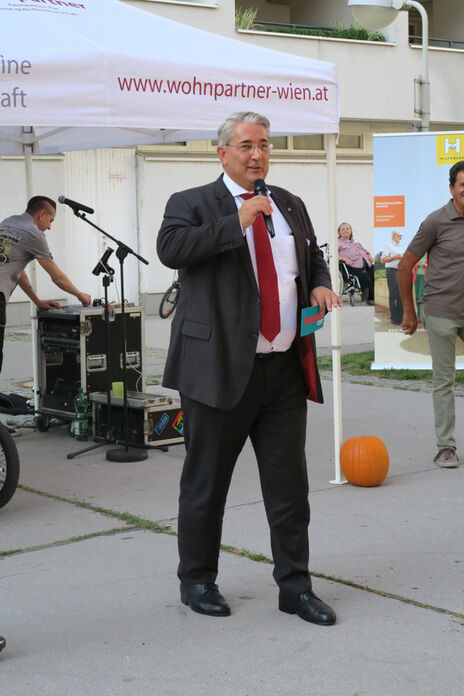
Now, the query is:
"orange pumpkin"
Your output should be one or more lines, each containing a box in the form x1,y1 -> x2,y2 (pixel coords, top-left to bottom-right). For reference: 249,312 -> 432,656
340,436 -> 389,487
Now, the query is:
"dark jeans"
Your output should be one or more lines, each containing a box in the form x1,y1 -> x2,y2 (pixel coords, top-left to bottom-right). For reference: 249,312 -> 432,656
0,293 -> 5,373
386,268 -> 403,324
349,263 -> 375,301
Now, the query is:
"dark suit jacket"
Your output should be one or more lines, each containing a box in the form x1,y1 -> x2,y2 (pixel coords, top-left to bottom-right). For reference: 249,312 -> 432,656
157,175 -> 331,410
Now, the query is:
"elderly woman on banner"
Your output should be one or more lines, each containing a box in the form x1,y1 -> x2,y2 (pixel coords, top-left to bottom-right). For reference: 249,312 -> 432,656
338,222 -> 375,305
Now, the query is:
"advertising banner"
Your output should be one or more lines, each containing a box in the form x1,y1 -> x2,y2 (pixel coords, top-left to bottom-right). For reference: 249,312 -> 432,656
373,131 -> 464,369
0,0 -> 338,153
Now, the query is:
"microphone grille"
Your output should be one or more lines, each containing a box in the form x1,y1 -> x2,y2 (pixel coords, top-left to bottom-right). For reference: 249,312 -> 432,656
254,179 -> 267,196
58,195 -> 66,203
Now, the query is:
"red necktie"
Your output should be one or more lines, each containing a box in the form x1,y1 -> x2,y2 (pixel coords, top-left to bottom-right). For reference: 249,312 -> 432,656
241,194 -> 280,342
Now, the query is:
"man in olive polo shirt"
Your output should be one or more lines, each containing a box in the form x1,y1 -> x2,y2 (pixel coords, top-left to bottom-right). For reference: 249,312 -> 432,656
399,160 -> 464,468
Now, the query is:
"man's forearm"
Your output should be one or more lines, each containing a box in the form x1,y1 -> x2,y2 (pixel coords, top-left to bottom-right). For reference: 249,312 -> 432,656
17,272 -> 41,305
398,264 -> 415,311
52,272 -> 85,301
38,259 -> 90,306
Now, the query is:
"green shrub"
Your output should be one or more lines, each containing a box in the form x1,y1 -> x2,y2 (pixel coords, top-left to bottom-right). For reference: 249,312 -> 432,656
236,6 -> 258,30
254,20 -> 386,42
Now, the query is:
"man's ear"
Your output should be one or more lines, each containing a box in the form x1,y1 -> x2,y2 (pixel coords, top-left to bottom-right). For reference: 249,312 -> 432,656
217,145 -> 227,166
32,210 -> 42,226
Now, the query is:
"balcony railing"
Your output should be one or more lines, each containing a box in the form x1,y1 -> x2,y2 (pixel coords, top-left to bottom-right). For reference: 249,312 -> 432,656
409,34 -> 464,49
254,21 -> 333,32
249,21 -> 464,50
250,21 -> 386,42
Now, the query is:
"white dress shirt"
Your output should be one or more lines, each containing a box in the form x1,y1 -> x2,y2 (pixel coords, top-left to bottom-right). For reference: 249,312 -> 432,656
222,172 -> 298,353
382,239 -> 405,269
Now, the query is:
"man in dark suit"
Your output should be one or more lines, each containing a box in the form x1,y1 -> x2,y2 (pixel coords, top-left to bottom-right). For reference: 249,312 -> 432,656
157,112 -> 342,625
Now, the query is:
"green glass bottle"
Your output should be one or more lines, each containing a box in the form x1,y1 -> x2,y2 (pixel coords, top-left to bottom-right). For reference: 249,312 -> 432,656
73,387 -> 89,442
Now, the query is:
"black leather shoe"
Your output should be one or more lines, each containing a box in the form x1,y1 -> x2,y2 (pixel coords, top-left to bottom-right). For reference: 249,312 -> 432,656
0,636 -> 5,652
279,591 -> 336,626
180,583 -> 231,617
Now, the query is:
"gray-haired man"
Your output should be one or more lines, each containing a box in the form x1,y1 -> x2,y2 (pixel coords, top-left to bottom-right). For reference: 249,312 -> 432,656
158,111 -> 341,624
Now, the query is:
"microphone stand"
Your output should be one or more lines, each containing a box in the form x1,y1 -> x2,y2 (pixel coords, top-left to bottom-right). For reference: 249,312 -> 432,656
67,209 -> 149,463
67,251 -> 117,459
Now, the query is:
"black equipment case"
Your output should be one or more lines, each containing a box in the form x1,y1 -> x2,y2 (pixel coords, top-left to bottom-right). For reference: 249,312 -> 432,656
36,306 -> 144,421
90,391 -> 184,446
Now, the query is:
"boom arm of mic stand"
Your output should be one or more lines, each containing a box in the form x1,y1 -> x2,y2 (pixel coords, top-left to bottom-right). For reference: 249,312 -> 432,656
74,212 -> 149,266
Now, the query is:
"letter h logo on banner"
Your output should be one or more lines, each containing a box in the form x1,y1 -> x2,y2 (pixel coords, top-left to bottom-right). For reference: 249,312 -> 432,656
436,134 -> 463,165
445,137 -> 460,155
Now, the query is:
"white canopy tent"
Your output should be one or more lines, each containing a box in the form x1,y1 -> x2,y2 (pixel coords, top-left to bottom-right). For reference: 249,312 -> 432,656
0,0 -> 345,482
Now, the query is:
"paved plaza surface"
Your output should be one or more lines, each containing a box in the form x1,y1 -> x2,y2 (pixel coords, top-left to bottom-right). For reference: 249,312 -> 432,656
1,306 -> 463,696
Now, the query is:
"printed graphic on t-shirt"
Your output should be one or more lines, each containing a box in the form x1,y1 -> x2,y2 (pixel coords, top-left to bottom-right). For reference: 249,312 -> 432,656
0,230 -> 20,265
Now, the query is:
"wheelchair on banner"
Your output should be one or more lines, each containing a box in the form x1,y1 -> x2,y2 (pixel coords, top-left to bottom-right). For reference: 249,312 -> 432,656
320,243 -> 363,306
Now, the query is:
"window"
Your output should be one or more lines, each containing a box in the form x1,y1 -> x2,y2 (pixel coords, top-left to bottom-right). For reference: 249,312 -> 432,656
270,136 -> 288,150
293,134 -> 324,150
337,134 -> 362,149
155,142 -> 187,147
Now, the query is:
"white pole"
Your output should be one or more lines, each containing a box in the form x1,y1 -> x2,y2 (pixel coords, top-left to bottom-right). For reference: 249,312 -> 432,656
24,143 -> 38,293
23,130 -> 41,413
24,143 -> 33,199
406,0 -> 429,131
325,134 -> 347,485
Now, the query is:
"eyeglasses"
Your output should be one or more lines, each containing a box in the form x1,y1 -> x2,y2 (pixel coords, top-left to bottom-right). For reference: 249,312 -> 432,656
224,142 -> 273,155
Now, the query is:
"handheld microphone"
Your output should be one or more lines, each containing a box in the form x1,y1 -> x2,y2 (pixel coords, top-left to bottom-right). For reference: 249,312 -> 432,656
58,196 -> 94,215
254,179 -> 275,238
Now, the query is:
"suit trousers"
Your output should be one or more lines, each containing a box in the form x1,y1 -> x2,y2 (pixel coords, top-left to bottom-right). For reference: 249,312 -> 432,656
178,345 -> 312,594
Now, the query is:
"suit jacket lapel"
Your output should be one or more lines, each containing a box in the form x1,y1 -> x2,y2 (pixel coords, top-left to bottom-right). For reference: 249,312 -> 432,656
214,176 -> 258,293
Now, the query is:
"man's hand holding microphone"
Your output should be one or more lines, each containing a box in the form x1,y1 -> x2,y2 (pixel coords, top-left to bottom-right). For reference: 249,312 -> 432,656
238,179 -> 275,236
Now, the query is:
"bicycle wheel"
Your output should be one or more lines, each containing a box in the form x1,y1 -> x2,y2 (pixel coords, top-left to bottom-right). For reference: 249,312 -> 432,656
159,283 -> 180,319
0,422 -> 20,508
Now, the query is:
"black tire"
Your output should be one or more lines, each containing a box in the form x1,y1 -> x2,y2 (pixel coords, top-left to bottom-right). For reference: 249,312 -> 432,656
159,283 -> 180,319
349,291 -> 356,307
0,422 -> 20,509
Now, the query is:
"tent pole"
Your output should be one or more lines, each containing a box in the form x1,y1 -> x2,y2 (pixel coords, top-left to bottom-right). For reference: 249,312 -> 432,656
23,135 -> 40,413
24,141 -> 33,200
325,134 -> 346,485
24,141 -> 37,292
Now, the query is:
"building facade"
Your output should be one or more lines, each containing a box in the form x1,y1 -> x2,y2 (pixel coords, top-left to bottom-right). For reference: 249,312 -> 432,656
3,0 -> 463,322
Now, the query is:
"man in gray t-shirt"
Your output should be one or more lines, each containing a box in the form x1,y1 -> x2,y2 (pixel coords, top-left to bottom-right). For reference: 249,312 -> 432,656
0,197 -> 91,649
0,195 -> 91,372
399,160 -> 464,469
